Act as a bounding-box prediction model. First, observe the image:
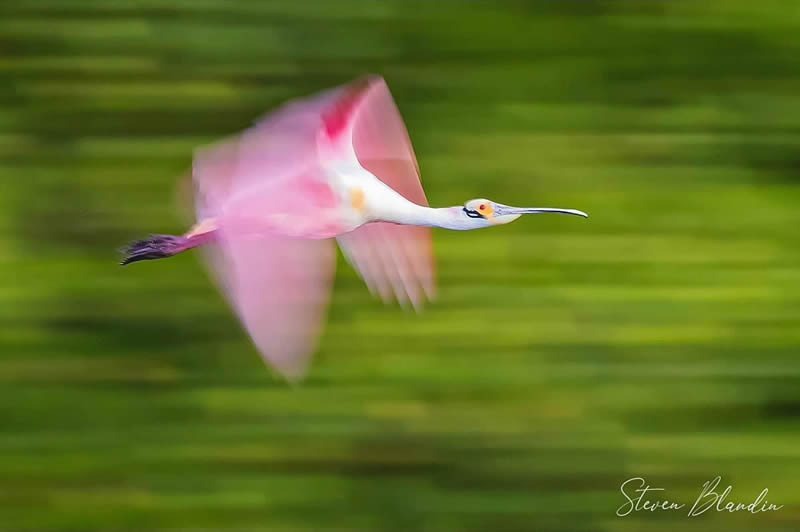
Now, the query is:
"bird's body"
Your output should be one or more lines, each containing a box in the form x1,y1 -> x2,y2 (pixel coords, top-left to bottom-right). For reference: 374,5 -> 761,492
123,75 -> 587,379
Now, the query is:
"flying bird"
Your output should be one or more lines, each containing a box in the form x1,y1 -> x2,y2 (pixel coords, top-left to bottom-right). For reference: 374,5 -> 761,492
122,75 -> 587,379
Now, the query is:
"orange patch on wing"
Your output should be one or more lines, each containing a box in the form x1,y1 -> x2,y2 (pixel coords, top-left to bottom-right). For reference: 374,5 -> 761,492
350,187 -> 366,211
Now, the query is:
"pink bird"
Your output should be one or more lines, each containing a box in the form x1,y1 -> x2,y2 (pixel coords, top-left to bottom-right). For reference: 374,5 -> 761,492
122,75 -> 587,379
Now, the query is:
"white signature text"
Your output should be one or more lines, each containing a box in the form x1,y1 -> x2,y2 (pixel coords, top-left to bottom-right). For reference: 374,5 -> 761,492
617,476 -> 783,517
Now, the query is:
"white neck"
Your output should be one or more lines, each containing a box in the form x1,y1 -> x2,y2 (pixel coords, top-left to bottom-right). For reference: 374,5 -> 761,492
363,185 -> 478,230
379,203 -> 474,229
352,167 -> 486,230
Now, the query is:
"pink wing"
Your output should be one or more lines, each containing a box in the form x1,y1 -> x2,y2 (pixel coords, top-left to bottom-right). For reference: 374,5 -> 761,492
187,77 -> 433,377
190,88 -> 351,379
333,77 -> 436,308
216,234 -> 334,380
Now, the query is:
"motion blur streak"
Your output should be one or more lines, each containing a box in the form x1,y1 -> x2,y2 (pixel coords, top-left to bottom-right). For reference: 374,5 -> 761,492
1,1 -> 799,531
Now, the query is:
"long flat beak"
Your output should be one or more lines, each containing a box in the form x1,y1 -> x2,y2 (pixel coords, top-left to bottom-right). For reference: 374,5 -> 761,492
494,204 -> 588,218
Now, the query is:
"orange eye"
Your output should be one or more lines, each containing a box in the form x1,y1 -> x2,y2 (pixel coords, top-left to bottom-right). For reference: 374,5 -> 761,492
479,204 -> 486,210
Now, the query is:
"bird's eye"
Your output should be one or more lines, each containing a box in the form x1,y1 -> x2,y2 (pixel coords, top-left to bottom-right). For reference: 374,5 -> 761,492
479,204 -> 486,211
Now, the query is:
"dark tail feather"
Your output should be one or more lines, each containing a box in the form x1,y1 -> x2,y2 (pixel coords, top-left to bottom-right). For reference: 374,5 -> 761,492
120,234 -> 187,266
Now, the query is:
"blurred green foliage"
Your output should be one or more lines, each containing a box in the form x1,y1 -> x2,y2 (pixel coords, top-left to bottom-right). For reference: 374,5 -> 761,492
2,1 -> 800,530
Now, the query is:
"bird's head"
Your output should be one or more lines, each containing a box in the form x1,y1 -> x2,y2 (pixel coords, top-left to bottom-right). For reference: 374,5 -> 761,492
462,199 -> 588,227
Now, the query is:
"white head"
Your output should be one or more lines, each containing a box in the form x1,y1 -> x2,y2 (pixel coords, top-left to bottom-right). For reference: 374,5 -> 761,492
459,198 -> 588,228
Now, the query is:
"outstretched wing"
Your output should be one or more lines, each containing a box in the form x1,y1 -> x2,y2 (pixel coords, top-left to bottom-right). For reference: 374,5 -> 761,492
331,77 -> 436,308
188,89 -> 349,380
184,76 -> 433,377
215,233 -> 335,380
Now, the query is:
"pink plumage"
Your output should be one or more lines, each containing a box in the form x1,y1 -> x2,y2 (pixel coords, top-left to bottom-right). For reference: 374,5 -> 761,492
190,76 -> 435,378
122,75 -> 587,380
337,77 -> 435,307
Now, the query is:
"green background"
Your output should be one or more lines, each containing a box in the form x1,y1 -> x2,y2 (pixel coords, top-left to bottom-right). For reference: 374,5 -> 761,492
2,1 -> 799,530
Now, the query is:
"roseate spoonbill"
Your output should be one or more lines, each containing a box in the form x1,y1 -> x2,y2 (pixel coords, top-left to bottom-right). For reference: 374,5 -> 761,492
121,75 -> 587,379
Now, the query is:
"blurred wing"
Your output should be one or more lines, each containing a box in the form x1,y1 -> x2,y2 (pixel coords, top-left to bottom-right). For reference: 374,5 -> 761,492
192,172 -> 336,379
215,233 -> 335,380
333,77 -> 436,307
191,136 -> 239,220
192,87 -> 347,220
183,77 -> 431,375
187,87 -> 353,379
